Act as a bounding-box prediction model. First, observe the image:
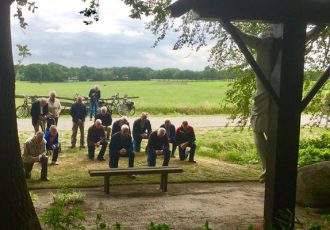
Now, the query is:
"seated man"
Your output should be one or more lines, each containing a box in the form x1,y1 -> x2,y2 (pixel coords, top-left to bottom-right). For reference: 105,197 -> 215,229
44,125 -> 60,165
176,121 -> 197,163
109,124 -> 135,169
22,131 -> 49,181
160,119 -> 177,157
132,112 -> 152,152
95,106 -> 112,139
87,119 -> 107,161
147,128 -> 171,167
112,116 -> 130,135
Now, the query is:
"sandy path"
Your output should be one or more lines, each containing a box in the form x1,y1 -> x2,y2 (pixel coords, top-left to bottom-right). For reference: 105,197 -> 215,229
17,115 -> 317,133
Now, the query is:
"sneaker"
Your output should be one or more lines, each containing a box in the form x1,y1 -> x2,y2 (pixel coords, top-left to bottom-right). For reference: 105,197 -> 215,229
50,161 -> 59,165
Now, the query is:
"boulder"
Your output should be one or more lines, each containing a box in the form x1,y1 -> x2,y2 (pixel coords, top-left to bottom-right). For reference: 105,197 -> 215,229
296,161 -> 330,208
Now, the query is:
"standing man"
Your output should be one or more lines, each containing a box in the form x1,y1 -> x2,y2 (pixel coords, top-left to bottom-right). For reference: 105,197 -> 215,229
147,128 -> 171,167
176,121 -> 197,163
160,119 -> 177,157
70,96 -> 87,149
22,131 -> 49,181
132,112 -> 152,152
44,125 -> 60,165
112,116 -> 130,135
47,90 -> 62,131
31,98 -> 48,133
95,106 -> 112,139
89,85 -> 101,120
109,125 -> 135,169
87,119 -> 107,161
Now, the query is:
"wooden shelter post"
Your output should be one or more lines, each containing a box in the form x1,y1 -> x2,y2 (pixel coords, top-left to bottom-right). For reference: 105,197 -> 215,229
265,21 -> 306,228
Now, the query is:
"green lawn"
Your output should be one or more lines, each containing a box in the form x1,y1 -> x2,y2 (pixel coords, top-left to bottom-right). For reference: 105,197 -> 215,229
19,127 -> 327,189
15,80 -> 230,115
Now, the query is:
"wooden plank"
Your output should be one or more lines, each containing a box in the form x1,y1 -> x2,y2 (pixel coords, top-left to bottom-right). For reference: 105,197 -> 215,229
89,167 -> 183,177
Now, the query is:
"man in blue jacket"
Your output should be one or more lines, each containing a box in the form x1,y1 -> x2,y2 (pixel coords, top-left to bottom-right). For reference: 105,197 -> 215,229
147,128 -> 171,167
44,125 -> 60,165
70,96 -> 87,148
160,119 -> 176,158
109,124 -> 135,169
132,112 -> 152,152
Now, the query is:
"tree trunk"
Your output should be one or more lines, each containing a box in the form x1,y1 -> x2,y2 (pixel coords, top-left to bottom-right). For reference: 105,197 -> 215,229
0,1 -> 42,229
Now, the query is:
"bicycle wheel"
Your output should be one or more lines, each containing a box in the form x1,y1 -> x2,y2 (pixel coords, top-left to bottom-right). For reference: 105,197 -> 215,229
16,105 -> 27,118
118,104 -> 129,116
128,106 -> 135,116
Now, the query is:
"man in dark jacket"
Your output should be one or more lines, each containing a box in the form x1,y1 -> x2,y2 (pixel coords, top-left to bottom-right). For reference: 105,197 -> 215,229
176,121 -> 197,163
70,96 -> 87,148
160,119 -> 176,157
95,106 -> 112,139
132,112 -> 152,152
112,116 -> 130,135
31,98 -> 48,133
147,128 -> 170,167
87,119 -> 107,161
89,85 -> 101,120
109,124 -> 134,168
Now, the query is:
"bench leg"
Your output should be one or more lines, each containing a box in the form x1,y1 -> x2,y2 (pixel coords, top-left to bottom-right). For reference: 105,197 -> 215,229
160,174 -> 164,190
104,176 -> 110,194
161,173 -> 168,192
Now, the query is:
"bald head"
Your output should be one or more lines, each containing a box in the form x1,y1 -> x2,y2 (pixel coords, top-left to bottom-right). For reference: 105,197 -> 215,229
35,131 -> 44,143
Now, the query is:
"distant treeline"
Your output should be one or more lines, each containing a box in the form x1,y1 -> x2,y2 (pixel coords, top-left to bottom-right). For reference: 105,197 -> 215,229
15,62 -> 238,82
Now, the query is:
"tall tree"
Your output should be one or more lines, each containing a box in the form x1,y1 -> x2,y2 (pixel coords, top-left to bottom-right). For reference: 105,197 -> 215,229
0,0 -> 41,229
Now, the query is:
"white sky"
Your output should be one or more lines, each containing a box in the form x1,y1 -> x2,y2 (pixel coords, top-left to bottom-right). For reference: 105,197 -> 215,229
10,0 -> 211,70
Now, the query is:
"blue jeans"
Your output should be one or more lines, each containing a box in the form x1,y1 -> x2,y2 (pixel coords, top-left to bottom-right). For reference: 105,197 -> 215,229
178,142 -> 196,161
89,101 -> 98,119
109,151 -> 135,168
133,138 -> 142,152
88,140 -> 107,159
147,148 -> 171,167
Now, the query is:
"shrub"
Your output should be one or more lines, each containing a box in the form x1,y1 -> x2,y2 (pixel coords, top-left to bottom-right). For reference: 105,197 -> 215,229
51,189 -> 86,205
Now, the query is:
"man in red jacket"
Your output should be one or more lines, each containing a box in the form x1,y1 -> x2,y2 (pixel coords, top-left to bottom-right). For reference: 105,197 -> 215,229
176,121 -> 197,163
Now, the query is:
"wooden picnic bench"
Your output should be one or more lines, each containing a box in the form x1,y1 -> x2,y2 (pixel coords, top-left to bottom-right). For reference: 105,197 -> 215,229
88,167 -> 183,194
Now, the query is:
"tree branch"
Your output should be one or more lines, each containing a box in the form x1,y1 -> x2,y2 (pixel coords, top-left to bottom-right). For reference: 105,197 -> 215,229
306,24 -> 326,42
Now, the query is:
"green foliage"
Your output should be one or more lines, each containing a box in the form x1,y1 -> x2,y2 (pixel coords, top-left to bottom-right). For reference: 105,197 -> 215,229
40,203 -> 86,230
299,133 -> 330,167
51,189 -> 86,205
29,191 -> 39,202
94,214 -> 109,230
197,221 -> 212,230
147,222 -> 170,230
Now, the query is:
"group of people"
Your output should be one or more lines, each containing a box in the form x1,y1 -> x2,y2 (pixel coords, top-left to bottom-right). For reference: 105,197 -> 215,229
22,86 -> 197,181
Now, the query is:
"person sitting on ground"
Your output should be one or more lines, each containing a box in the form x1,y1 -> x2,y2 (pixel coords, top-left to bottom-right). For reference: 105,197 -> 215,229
160,119 -> 177,158
47,90 -> 62,131
70,96 -> 87,149
176,121 -> 197,163
44,125 -> 60,165
132,112 -> 152,152
112,116 -> 130,135
95,106 -> 112,139
31,98 -> 48,133
87,119 -> 107,161
109,124 -> 135,169
22,131 -> 49,181
147,128 -> 171,167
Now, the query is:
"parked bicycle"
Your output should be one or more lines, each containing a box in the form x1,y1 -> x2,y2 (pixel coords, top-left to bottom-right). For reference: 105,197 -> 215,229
99,93 -> 136,116
16,95 -> 31,118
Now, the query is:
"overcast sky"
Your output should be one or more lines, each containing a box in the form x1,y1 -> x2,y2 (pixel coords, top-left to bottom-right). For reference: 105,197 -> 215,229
10,0 -> 211,70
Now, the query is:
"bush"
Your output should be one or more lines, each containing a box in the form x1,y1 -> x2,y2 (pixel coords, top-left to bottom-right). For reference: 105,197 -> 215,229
299,133 -> 330,167
51,189 -> 86,205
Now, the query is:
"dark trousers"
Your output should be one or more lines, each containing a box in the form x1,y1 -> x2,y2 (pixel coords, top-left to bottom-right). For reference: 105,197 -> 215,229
46,117 -> 58,131
169,139 -> 177,156
147,148 -> 171,167
23,156 -> 48,179
133,137 -> 142,152
178,142 -> 196,161
88,140 -> 107,159
48,146 -> 59,162
109,151 -> 134,168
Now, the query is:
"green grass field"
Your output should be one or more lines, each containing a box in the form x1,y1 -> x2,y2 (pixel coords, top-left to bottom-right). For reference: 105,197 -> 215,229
15,80 -> 230,115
